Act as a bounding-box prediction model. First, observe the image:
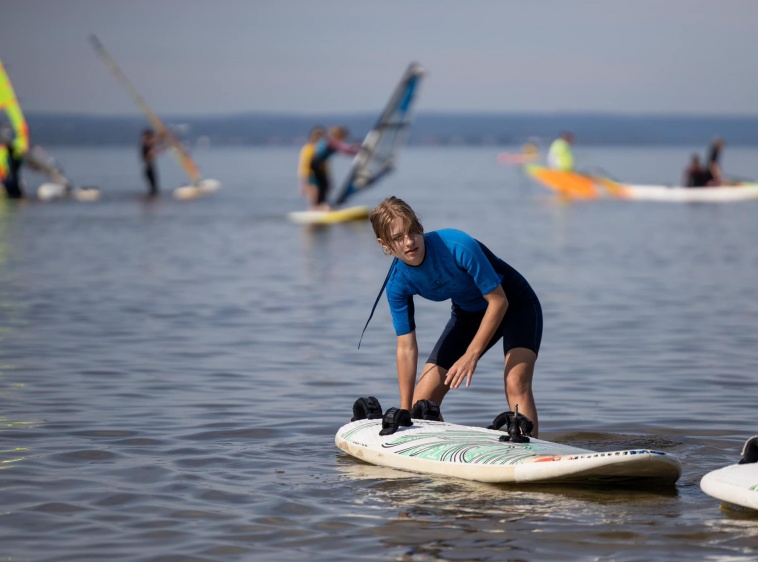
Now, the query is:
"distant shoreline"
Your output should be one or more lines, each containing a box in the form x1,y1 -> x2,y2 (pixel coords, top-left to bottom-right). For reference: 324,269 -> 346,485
24,111 -> 758,147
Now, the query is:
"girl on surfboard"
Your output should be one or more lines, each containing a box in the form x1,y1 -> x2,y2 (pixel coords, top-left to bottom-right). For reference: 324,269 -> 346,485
369,197 -> 543,436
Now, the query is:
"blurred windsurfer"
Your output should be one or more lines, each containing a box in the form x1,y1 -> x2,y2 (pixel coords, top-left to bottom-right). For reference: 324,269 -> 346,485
2,140 -> 24,199
703,137 -> 725,186
298,126 -> 325,210
682,154 -> 708,188
547,132 -> 574,172
140,129 -> 165,197
309,126 -> 360,210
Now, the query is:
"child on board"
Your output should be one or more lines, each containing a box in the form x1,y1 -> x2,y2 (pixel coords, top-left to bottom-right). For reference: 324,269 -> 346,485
547,131 -> 575,172
309,126 -> 359,210
297,126 -> 325,210
368,196 -> 543,436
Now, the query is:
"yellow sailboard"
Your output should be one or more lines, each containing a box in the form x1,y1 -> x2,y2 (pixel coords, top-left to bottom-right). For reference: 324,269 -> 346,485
89,35 -> 219,199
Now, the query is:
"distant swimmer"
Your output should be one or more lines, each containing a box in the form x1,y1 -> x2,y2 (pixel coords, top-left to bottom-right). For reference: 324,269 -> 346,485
547,132 -> 574,172
309,126 -> 360,210
140,128 -> 166,197
2,139 -> 24,199
682,154 -> 708,188
297,126 -> 325,210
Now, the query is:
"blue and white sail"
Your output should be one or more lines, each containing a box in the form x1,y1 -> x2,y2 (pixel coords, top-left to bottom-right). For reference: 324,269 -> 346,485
333,63 -> 425,206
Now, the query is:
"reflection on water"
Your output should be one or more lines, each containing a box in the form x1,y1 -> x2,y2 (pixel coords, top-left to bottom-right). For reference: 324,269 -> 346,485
0,146 -> 757,561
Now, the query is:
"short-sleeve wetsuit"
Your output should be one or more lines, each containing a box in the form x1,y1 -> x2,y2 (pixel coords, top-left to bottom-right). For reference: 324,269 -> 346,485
385,229 -> 542,369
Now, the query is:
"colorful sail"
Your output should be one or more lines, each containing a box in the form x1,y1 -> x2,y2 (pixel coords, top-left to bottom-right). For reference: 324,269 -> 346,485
0,56 -> 29,181
333,63 -> 425,206
89,35 -> 202,185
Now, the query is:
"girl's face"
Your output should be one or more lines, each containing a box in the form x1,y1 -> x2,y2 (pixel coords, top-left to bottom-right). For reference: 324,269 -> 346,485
380,216 -> 425,266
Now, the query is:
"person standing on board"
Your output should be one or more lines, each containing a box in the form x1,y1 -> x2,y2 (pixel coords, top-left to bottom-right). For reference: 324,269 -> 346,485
309,126 -> 360,210
547,131 -> 575,172
682,154 -> 708,187
297,126 -> 325,210
703,137 -> 725,186
2,139 -> 24,199
369,196 -> 543,436
140,129 -> 165,197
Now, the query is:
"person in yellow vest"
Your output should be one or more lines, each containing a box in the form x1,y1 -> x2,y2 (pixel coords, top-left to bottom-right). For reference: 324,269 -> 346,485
547,131 -> 574,172
297,126 -> 325,209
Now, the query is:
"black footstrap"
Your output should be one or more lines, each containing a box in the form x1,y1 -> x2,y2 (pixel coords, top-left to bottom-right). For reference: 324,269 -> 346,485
379,407 -> 413,436
487,406 -> 533,444
739,435 -> 758,465
410,399 -> 442,421
351,396 -> 383,422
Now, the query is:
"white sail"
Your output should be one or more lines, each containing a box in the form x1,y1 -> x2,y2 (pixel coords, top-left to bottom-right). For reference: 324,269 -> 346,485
333,63 -> 425,206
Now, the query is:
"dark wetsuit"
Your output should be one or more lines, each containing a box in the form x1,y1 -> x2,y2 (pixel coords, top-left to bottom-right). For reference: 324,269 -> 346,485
141,139 -> 158,196
310,139 -> 337,205
309,138 -> 359,205
385,229 -> 543,370
685,167 -> 709,187
702,143 -> 722,185
3,146 -> 24,199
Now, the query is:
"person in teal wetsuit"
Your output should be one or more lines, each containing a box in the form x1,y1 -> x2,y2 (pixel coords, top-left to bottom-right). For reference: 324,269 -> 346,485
369,196 -> 543,436
309,126 -> 359,210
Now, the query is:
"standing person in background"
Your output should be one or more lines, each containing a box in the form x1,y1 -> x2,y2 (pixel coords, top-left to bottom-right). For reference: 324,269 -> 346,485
2,140 -> 24,199
547,131 -> 575,172
297,126 -> 325,210
140,129 -> 165,197
703,137 -> 725,186
682,154 -> 708,187
369,196 -> 543,436
309,126 -> 360,210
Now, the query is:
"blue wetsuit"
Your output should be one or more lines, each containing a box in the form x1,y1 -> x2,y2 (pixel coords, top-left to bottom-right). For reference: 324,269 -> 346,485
385,229 -> 542,369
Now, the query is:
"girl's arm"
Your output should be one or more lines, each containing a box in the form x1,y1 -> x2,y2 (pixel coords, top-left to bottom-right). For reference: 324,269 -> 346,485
444,285 -> 508,389
396,331 -> 419,411
330,138 -> 361,156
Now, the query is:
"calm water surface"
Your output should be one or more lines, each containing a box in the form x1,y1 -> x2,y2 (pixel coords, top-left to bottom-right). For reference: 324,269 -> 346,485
1,145 -> 757,561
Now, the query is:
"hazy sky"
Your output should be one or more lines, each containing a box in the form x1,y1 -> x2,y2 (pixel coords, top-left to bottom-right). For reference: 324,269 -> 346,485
2,0 -> 758,117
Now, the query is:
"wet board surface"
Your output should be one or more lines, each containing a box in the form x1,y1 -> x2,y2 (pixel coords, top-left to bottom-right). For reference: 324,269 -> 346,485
336,418 -> 682,485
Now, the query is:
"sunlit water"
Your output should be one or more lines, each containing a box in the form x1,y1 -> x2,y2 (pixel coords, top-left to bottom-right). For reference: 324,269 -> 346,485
1,145 -> 757,561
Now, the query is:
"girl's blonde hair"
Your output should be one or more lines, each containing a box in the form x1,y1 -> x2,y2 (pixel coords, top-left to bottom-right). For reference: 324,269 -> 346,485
370,196 -> 424,252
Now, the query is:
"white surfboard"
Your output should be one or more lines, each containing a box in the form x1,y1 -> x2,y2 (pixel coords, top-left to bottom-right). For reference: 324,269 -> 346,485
37,183 -> 101,202
700,436 -> 758,511
173,178 -> 221,201
336,418 -> 682,485
287,205 -> 370,225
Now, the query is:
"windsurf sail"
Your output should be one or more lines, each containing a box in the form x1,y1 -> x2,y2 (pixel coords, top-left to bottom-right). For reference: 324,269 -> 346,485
89,34 -> 203,185
333,63 -> 425,206
0,56 -> 29,181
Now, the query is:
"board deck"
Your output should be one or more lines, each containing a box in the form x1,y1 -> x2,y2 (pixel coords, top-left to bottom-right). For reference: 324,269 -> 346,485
173,178 -> 221,200
37,183 -> 101,202
701,463 -> 758,511
336,418 -> 681,485
287,205 -> 370,225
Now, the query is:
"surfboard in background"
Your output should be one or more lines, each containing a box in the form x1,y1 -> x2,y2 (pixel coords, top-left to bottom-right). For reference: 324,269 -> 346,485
336,417 -> 682,486
89,35 -> 220,201
288,63 -> 425,225
701,436 -> 758,512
